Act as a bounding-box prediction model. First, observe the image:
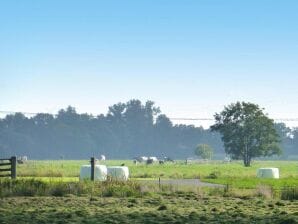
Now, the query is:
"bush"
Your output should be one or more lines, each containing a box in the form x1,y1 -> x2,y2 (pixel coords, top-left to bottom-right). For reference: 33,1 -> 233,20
207,171 -> 221,179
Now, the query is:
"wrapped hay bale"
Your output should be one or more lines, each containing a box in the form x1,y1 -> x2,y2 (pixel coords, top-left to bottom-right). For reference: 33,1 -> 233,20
80,165 -> 107,181
107,166 -> 129,181
257,168 -> 280,179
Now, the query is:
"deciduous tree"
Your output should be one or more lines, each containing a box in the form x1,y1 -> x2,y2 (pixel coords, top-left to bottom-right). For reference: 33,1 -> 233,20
211,102 -> 281,166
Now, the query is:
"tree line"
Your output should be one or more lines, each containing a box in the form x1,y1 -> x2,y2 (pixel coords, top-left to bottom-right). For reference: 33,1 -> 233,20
0,100 -> 297,160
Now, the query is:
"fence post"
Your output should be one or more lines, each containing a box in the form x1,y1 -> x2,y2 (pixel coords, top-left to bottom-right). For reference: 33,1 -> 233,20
159,177 -> 161,190
91,157 -> 95,181
11,156 -> 17,179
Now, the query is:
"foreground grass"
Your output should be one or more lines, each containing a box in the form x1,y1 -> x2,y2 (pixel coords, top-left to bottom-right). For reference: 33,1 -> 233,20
0,195 -> 297,224
0,179 -> 297,223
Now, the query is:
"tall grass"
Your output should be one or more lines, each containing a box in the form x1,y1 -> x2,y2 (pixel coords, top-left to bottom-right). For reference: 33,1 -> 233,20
0,179 -> 144,198
280,187 -> 298,200
1,178 -> 298,201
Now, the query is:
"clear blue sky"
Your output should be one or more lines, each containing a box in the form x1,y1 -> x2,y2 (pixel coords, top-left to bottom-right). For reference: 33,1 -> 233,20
1,0 -> 298,127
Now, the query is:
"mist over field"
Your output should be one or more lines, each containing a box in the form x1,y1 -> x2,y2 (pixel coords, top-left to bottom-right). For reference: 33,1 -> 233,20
0,100 -> 297,160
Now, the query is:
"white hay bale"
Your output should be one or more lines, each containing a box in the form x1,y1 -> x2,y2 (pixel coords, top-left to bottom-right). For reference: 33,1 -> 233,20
80,165 -> 107,181
107,166 -> 129,181
257,168 -> 280,179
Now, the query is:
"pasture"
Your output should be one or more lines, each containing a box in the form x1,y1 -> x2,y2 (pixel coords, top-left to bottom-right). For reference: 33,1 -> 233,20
16,160 -> 298,189
1,160 -> 298,223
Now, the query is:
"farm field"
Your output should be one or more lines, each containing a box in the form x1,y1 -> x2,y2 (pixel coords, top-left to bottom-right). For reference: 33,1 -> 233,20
1,160 -> 297,223
16,160 -> 298,189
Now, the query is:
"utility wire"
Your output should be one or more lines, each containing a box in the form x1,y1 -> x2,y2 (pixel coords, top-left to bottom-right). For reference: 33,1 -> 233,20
1,110 -> 298,122
170,118 -> 298,122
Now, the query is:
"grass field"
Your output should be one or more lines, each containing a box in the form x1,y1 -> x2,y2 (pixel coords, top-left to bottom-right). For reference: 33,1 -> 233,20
16,160 -> 298,189
1,160 -> 297,223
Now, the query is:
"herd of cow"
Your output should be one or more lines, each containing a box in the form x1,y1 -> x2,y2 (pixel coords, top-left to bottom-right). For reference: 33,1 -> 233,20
133,156 -> 175,165
14,154 -> 175,166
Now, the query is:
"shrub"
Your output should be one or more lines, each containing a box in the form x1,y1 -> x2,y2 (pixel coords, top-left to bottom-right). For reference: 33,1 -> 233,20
207,171 -> 221,179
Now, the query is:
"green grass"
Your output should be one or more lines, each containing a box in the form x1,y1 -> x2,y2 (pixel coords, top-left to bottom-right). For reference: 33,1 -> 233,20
18,160 -> 298,178
204,177 -> 298,189
21,177 -> 79,182
16,160 -> 298,189
2,161 -> 298,223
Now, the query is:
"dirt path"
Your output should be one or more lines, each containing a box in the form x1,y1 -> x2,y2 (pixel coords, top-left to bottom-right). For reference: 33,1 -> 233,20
140,179 -> 224,188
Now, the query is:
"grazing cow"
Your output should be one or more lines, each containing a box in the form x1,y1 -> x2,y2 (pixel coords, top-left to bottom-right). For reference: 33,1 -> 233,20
17,156 -> 28,164
164,157 -> 174,163
146,159 -> 154,165
134,156 -> 159,165
140,156 -> 148,162
149,157 -> 158,162
133,157 -> 141,163
159,160 -> 165,165
17,159 -> 24,164
134,156 -> 148,163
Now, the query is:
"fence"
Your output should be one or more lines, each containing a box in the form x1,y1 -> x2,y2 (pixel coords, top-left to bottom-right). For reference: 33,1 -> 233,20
0,156 -> 17,179
90,157 -> 95,181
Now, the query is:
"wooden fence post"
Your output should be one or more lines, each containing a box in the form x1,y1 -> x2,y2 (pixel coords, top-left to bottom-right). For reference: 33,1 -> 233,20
159,177 -> 161,190
11,156 -> 17,179
91,157 -> 95,181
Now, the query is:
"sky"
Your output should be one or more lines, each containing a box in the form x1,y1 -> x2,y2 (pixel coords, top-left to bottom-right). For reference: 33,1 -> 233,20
0,0 -> 298,128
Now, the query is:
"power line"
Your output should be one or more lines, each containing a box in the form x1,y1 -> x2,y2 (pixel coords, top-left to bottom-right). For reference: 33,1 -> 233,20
0,111 -> 42,116
1,110 -> 298,122
170,118 -> 214,121
170,117 -> 298,122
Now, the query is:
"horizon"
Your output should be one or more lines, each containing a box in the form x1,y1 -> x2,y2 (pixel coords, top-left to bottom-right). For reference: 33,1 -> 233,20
1,100 -> 298,129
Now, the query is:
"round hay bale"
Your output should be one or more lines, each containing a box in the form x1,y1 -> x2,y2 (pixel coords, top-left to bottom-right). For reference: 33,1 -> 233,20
80,165 -> 107,181
107,166 -> 129,181
257,168 -> 280,179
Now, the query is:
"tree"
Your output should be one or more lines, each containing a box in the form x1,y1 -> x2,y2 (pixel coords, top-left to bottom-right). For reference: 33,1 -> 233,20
211,102 -> 281,167
195,144 -> 213,160
274,123 -> 295,158
5,100 -> 287,160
